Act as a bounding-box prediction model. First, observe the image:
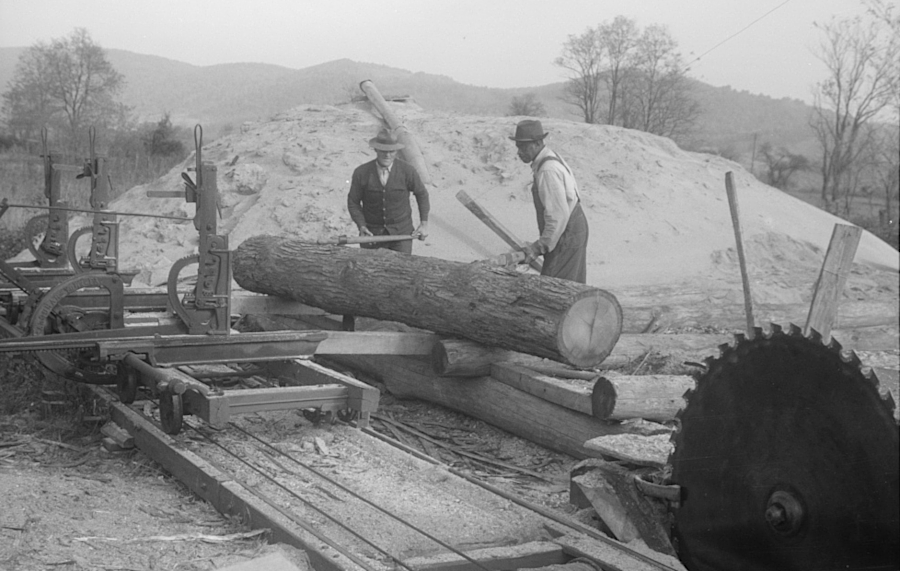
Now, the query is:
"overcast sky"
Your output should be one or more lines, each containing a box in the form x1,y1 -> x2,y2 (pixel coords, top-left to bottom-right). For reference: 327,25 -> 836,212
0,0 -> 866,104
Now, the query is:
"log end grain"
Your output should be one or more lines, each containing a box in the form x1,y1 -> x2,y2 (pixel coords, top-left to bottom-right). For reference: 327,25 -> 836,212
590,377 -> 616,419
557,290 -> 623,368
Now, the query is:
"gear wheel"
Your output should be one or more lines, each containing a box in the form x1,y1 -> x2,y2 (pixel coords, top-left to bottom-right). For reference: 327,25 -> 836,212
670,324 -> 898,571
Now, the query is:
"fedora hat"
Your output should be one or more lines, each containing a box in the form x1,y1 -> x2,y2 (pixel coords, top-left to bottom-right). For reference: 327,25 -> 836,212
509,120 -> 549,142
369,129 -> 405,151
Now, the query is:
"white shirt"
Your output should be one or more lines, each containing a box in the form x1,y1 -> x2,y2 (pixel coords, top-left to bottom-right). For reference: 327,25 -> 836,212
531,146 -> 580,253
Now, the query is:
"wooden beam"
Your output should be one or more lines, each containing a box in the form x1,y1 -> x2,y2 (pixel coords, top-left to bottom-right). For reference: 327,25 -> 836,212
490,362 -> 595,416
315,331 -> 436,356
231,293 -> 326,316
404,541 -> 568,571
804,224 -> 863,340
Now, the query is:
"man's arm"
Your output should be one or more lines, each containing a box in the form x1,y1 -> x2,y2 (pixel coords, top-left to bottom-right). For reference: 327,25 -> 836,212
347,167 -> 369,232
407,164 -> 430,239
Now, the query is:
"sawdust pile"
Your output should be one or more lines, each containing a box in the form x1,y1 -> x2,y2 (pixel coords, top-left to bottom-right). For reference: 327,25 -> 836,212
72,101 -> 898,312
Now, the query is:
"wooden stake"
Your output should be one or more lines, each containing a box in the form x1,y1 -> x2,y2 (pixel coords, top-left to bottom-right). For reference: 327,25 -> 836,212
804,224 -> 862,340
725,172 -> 755,338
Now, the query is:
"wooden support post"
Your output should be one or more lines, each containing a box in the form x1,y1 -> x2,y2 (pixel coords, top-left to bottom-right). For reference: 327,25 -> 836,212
725,172 -> 755,339
456,190 -> 543,272
804,224 -> 862,341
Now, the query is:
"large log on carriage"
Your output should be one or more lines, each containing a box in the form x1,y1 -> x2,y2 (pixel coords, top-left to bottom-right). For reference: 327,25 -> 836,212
232,236 -> 622,368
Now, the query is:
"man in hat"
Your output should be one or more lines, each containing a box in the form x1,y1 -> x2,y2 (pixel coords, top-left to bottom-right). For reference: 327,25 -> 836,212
509,119 -> 589,283
347,129 -> 430,254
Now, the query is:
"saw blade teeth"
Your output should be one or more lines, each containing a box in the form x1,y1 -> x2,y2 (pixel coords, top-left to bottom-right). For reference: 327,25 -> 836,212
788,323 -> 803,337
807,327 -> 823,343
732,332 -> 746,346
768,322 -> 783,335
752,326 -> 764,340
717,343 -> 731,357
840,349 -> 862,367
826,336 -> 843,353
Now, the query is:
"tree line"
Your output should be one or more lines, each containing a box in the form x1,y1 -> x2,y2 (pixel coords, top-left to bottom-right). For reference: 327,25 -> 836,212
0,28 -> 189,205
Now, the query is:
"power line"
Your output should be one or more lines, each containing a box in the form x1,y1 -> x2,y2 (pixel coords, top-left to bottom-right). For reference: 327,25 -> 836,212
685,0 -> 793,69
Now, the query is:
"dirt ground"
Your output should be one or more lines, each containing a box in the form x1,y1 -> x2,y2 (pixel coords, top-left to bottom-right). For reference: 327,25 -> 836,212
0,358 -> 607,571
2,99 -> 897,570
0,406 -> 311,571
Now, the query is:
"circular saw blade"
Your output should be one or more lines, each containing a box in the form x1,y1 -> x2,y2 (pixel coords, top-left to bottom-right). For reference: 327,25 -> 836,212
670,324 -> 899,571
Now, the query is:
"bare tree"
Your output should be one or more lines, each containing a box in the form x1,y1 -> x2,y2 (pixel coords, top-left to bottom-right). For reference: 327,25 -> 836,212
554,18 -> 700,140
758,142 -> 810,190
554,27 -> 604,123
618,25 -> 701,140
1,28 -> 127,148
507,93 -> 547,117
810,1 -> 899,209
597,16 -> 638,125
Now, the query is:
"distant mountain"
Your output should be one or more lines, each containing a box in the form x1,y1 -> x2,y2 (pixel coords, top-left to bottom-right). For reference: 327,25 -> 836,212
0,47 -> 817,162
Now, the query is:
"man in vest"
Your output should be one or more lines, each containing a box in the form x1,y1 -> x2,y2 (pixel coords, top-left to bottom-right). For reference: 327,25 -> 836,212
347,129 -> 430,254
509,119 -> 589,283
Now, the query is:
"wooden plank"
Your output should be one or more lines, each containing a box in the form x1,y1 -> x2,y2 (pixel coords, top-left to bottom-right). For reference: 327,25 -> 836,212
405,541 -> 567,571
456,190 -> 543,272
804,224 -> 863,340
553,533 -> 664,571
231,293 -> 326,316
90,386 -> 368,571
216,385 -> 350,415
315,331 -> 436,356
491,362 -> 594,416
724,172 -> 755,338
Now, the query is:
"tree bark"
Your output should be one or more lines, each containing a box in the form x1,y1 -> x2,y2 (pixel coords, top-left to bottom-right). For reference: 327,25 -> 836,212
233,236 -> 622,368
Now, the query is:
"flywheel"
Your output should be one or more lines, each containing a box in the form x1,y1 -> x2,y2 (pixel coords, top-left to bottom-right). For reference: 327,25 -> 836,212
670,324 -> 899,571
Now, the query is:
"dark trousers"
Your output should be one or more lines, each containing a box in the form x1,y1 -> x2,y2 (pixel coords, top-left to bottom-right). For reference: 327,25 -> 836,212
541,203 -> 589,283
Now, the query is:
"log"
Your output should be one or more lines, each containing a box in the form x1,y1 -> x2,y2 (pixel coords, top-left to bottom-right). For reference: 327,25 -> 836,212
591,374 -> 694,422
432,337 -> 631,377
325,354 -> 628,459
233,236 -> 622,368
432,334 -> 727,378
359,79 -> 432,184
